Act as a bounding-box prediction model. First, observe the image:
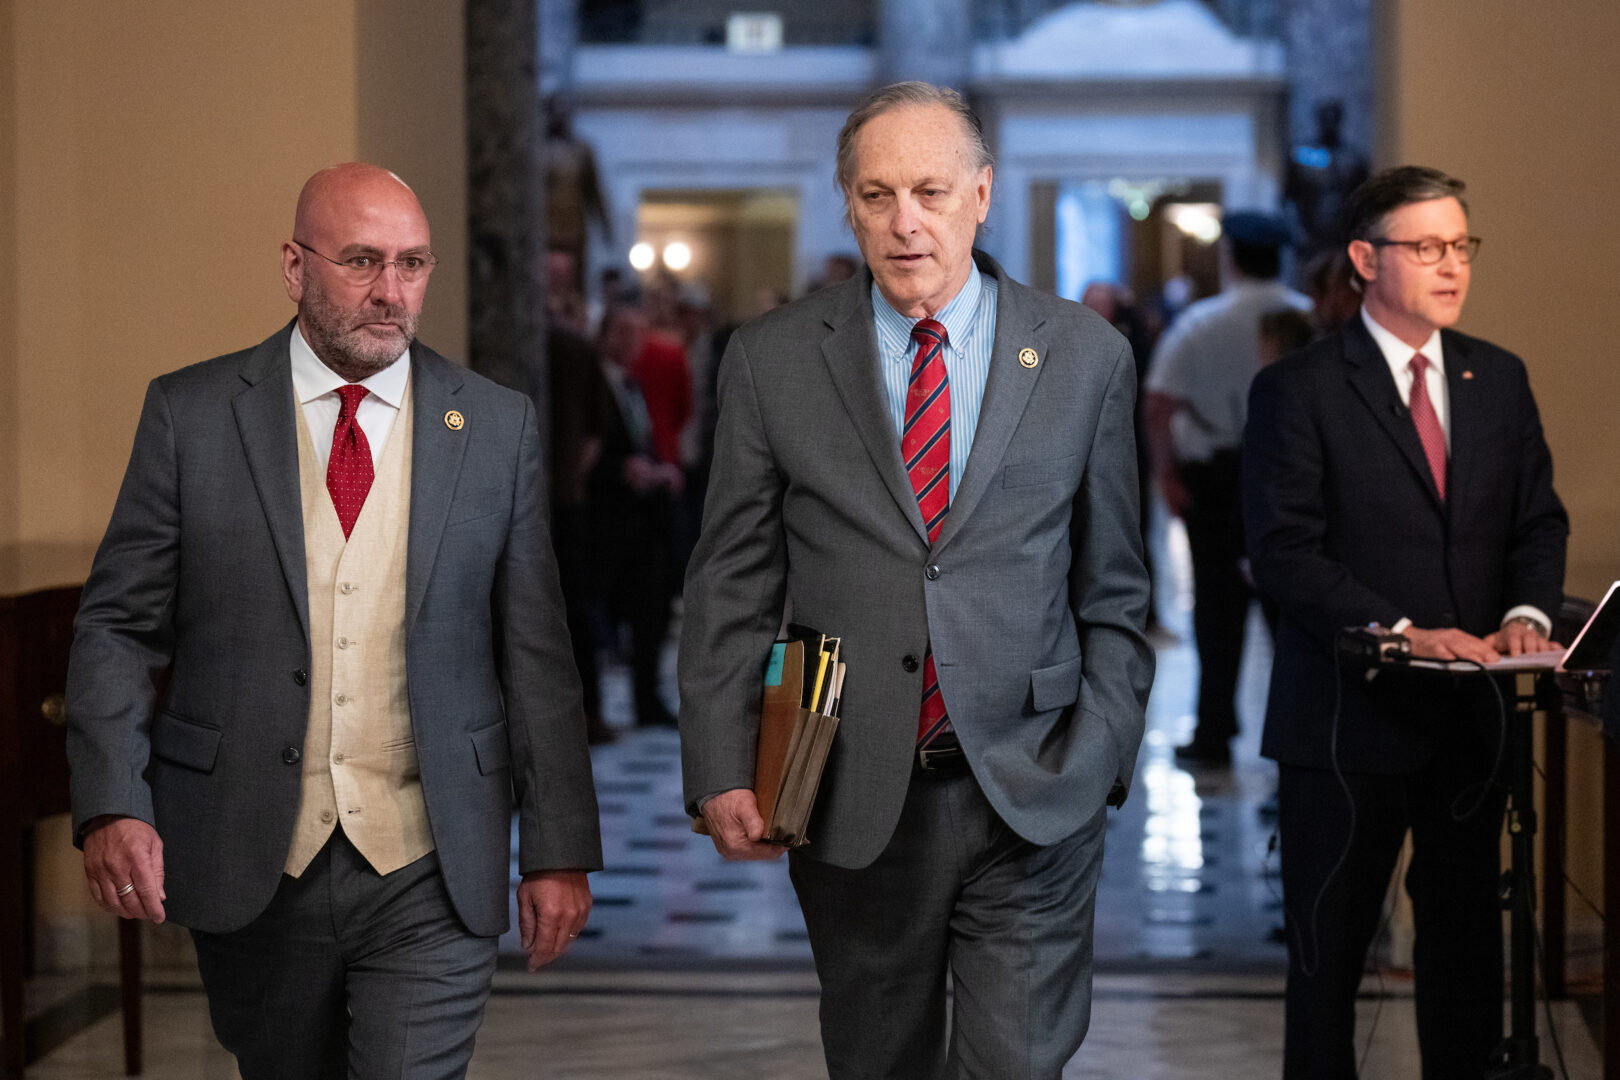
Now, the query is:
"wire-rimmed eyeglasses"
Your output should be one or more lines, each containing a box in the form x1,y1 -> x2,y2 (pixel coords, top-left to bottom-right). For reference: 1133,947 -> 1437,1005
294,240 -> 438,284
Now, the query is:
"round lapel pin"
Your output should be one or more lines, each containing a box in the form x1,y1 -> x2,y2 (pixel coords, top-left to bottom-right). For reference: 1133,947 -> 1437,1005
444,410 -> 465,431
1018,348 -> 1039,369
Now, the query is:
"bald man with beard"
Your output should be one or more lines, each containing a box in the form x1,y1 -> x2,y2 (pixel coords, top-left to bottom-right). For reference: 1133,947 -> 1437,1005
66,164 -> 601,1078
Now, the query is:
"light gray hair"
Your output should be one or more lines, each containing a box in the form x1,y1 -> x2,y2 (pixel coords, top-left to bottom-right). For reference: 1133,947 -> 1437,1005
835,82 -> 994,197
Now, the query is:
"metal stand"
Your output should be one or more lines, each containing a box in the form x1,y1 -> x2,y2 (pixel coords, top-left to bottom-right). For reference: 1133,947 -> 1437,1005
1486,670 -> 1554,1079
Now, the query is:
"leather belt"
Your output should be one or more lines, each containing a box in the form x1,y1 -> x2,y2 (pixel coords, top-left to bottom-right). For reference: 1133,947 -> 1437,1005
915,732 -> 969,777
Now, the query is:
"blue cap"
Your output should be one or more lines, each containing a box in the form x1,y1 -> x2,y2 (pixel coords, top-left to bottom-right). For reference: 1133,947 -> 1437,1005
1223,211 -> 1291,248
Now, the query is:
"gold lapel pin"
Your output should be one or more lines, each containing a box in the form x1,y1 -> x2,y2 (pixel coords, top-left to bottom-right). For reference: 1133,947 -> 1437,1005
1462,370 -> 1474,380
444,410 -> 465,431
1018,348 -> 1039,369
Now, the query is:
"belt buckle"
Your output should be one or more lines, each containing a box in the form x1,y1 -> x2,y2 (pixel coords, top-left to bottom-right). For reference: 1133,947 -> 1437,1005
916,737 -> 964,772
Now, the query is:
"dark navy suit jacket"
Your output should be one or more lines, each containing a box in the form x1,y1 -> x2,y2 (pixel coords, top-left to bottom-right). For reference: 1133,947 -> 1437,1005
1243,315 -> 1567,774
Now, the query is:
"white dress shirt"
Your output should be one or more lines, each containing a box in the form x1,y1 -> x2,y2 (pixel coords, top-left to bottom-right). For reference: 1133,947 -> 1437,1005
1147,279 -> 1312,462
1360,307 -> 1549,638
289,323 -> 411,469
1360,306 -> 1449,449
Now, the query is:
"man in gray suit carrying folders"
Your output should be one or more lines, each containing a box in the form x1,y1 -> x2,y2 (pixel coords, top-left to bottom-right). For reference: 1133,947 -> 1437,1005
67,164 -> 601,1079
680,83 -> 1154,1079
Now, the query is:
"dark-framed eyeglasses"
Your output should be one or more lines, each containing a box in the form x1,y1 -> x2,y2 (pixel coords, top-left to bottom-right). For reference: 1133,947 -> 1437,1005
293,240 -> 438,284
1367,235 -> 1482,265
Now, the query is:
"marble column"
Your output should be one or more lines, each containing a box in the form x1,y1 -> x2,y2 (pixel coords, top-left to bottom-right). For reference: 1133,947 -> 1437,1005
465,0 -> 546,405
879,0 -> 972,89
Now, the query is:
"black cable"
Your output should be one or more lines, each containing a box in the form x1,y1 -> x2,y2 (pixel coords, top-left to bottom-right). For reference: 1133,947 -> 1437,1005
1560,872 -> 1607,925
1296,659 -> 1356,979
1529,759 -> 1608,923
1532,920 -> 1573,1080
1357,841 -> 1409,1075
1449,658 -> 1509,821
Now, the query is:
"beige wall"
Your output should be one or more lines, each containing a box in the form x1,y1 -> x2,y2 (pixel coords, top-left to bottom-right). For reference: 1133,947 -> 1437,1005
356,0 -> 468,364
1,2 -> 19,545
1382,1 -> 1620,601
1,0 -> 467,551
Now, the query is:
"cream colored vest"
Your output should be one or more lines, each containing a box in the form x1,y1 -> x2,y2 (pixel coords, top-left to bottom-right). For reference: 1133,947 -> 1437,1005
285,380 -> 434,876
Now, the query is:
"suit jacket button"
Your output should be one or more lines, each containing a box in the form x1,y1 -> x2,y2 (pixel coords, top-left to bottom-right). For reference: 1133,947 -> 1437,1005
293,669 -> 308,686
925,565 -> 940,580
902,654 -> 919,673
281,746 -> 301,765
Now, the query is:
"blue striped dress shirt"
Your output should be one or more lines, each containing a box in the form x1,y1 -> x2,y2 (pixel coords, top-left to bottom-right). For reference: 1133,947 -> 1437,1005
872,262 -> 999,501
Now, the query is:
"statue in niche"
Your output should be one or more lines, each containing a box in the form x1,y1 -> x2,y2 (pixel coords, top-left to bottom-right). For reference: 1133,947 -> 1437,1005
1285,100 -> 1371,256
544,97 -> 612,294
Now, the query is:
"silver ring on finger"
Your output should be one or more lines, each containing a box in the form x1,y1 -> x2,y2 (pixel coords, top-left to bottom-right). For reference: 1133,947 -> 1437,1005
117,882 -> 136,897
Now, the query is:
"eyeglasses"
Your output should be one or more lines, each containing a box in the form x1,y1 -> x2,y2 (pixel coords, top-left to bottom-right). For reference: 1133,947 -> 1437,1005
1367,235 -> 1482,265
293,240 -> 438,284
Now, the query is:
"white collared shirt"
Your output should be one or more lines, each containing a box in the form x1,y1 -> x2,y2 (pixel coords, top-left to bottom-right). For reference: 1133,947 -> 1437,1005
872,261 -> 998,500
1359,308 -> 1550,637
289,323 -> 411,470
1360,306 -> 1450,450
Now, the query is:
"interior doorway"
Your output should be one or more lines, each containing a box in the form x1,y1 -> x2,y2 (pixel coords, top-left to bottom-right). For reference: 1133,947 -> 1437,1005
633,188 -> 797,325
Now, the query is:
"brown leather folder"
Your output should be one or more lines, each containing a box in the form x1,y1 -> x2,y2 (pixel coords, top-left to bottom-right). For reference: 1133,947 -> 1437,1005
692,630 -> 843,847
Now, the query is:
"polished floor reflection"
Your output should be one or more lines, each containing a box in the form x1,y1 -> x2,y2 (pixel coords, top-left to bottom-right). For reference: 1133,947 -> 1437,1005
20,519 -> 1605,1076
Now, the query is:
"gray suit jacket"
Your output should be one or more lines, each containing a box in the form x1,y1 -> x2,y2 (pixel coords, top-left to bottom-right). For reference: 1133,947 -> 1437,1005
67,322 -> 602,935
679,253 -> 1154,869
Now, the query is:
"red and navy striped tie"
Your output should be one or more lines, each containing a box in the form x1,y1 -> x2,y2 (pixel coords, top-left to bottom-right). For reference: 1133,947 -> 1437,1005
903,318 -> 952,747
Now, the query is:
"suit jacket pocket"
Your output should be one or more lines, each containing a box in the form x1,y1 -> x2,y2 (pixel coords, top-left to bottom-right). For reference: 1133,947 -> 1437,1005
1030,654 -> 1083,712
446,485 -> 507,528
151,711 -> 222,773
1003,454 -> 1078,489
470,722 -> 511,775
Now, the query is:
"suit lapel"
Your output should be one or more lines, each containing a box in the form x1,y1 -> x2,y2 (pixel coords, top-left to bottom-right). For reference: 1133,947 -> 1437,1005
232,323 -> 310,642
819,279 -> 930,544
404,347 -> 469,630
1440,330 -> 1480,519
1342,318 -> 1445,511
932,256 -> 1044,555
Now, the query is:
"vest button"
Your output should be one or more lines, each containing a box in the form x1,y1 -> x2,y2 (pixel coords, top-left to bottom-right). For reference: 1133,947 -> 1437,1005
333,752 -> 345,764
902,654 -> 919,673
320,809 -> 334,824
293,669 -> 308,686
339,582 -> 356,595
337,637 -> 350,649
334,693 -> 349,706
925,564 -> 940,580
281,746 -> 301,765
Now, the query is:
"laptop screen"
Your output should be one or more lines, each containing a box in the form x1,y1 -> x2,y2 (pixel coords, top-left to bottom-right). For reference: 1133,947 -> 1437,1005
1560,580 -> 1620,672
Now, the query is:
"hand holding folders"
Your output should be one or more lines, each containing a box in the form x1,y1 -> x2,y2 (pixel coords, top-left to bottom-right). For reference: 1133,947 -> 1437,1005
694,624 -> 844,848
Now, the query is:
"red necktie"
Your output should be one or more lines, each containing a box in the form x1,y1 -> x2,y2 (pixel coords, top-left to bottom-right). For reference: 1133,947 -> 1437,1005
903,319 -> 952,746
327,384 -> 374,538
1407,353 -> 1446,500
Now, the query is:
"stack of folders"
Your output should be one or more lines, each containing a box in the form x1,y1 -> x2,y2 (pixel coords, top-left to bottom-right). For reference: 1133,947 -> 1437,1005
694,624 -> 845,848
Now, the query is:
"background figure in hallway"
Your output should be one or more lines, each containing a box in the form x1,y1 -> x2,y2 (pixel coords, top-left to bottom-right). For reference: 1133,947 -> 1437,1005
66,164 -> 600,1078
1244,166 -> 1567,1079
547,247 -> 617,744
1144,213 -> 1310,765
680,82 -> 1152,1078
592,295 -> 684,727
1083,281 -> 1164,636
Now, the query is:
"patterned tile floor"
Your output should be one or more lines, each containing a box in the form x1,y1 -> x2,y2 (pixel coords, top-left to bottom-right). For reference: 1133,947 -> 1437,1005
19,517 -> 1606,1075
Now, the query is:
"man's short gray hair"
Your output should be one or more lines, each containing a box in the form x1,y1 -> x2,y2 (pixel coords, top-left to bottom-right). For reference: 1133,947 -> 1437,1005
835,82 -> 994,195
